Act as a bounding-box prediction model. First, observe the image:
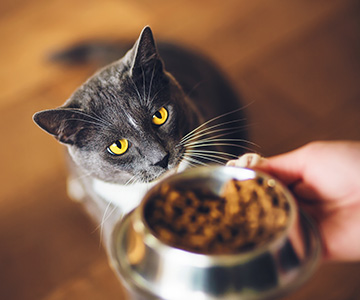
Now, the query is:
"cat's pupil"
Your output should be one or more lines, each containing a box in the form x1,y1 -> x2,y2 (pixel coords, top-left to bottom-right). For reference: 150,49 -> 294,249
115,140 -> 123,149
155,111 -> 162,118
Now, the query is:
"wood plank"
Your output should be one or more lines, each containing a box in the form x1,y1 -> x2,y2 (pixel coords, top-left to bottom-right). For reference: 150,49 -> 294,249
0,173 -> 116,300
43,261 -> 127,300
248,5 -> 360,119
1,0 -> 360,299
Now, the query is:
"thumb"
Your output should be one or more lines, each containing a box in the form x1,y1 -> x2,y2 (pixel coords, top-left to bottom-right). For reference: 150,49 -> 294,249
255,146 -> 308,186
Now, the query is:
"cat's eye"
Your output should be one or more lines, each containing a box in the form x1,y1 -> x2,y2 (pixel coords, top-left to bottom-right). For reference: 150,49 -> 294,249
107,139 -> 129,156
152,107 -> 168,126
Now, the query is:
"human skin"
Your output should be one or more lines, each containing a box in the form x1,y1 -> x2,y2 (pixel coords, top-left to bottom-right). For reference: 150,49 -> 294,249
254,141 -> 360,261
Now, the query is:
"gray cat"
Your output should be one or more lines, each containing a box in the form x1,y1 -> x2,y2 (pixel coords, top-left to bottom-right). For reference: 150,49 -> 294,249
33,26 -> 249,251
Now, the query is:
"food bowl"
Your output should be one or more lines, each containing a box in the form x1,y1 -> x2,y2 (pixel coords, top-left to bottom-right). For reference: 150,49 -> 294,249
110,166 -> 321,300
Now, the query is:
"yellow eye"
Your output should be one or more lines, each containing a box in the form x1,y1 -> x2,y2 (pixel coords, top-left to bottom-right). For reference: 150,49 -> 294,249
152,107 -> 168,126
107,139 -> 129,155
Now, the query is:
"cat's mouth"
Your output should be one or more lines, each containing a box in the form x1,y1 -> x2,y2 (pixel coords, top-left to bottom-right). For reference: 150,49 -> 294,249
155,158 -> 189,182
138,154 -> 189,184
130,145 -> 188,184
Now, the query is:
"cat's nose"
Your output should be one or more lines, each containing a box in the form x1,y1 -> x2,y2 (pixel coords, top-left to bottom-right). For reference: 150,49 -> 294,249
154,153 -> 170,169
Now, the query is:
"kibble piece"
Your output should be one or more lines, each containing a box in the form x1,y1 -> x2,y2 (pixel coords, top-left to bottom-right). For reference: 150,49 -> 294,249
144,176 -> 290,255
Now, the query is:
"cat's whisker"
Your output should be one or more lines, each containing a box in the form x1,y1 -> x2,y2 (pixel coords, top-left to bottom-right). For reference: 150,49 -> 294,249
147,61 -> 156,104
183,160 -> 197,169
182,155 -> 210,167
186,80 -> 205,99
185,151 -> 228,164
91,111 -> 113,127
98,203 -> 121,247
185,147 -> 241,163
204,125 -> 255,142
141,66 -> 146,105
179,106 -> 249,144
185,149 -> 239,159
65,109 -> 110,126
97,173 -> 139,243
180,156 -> 198,168
129,76 -> 143,103
145,86 -> 166,111
125,174 -> 139,186
64,118 -> 106,127
179,124 -> 247,147
186,141 -> 253,149
184,138 -> 258,149
98,200 -> 113,245
70,170 -> 94,182
186,141 -> 256,153
178,155 -> 198,169
179,119 -> 246,146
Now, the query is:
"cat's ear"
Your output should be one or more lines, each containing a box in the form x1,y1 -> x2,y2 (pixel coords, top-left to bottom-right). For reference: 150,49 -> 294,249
33,108 -> 93,145
129,26 -> 163,72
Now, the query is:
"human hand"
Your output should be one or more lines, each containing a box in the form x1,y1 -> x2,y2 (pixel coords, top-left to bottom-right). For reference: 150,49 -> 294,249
248,141 -> 360,261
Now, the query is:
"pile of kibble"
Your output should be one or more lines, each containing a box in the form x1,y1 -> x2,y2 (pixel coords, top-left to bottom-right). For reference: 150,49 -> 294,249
144,177 -> 291,254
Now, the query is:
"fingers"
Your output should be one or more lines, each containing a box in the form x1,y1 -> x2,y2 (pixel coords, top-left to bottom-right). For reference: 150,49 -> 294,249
226,153 -> 264,168
226,148 -> 308,185
255,146 -> 310,186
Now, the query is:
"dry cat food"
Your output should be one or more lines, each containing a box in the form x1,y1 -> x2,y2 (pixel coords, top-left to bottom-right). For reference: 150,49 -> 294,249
144,177 -> 291,254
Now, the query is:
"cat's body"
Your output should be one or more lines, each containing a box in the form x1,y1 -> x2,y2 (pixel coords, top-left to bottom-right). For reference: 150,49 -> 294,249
34,27 -> 249,251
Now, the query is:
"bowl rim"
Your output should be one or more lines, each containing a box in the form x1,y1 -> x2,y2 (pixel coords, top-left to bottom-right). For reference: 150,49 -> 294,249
136,165 -> 298,266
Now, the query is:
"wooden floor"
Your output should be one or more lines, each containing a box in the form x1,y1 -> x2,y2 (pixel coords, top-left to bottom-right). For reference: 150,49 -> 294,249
1,0 -> 360,299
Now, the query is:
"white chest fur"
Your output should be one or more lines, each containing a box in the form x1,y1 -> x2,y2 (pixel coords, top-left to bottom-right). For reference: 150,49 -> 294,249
66,160 -> 190,218
92,178 -> 157,215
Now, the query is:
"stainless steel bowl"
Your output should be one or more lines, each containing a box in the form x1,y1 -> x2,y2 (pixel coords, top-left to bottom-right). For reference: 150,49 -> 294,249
110,166 -> 321,300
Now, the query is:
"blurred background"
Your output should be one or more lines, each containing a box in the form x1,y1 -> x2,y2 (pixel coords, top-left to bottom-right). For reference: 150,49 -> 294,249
1,0 -> 360,299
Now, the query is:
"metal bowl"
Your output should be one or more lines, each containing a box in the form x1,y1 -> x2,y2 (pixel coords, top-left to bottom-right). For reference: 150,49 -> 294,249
110,166 -> 321,300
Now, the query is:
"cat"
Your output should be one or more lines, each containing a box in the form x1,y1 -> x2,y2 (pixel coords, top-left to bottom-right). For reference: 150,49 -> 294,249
33,26 -> 251,252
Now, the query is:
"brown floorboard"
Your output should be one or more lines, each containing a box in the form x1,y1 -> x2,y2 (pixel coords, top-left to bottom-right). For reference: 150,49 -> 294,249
1,0 -> 359,299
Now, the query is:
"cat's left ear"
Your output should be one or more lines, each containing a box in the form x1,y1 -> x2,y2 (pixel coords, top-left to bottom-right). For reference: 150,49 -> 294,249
33,108 -> 95,145
130,26 -> 163,72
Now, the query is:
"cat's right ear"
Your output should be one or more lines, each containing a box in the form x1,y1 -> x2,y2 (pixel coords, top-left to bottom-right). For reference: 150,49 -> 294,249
33,108 -> 93,145
127,26 -> 163,73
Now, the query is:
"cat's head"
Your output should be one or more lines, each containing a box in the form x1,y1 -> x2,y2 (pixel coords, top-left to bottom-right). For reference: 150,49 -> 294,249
33,26 -> 199,184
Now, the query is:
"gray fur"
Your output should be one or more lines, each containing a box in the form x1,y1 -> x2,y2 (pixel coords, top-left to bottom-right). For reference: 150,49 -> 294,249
34,26 -> 247,186
33,27 -> 249,251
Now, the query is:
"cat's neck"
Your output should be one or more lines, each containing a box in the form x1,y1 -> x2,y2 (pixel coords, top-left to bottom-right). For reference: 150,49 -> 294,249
90,160 -> 190,215
92,178 -> 156,215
